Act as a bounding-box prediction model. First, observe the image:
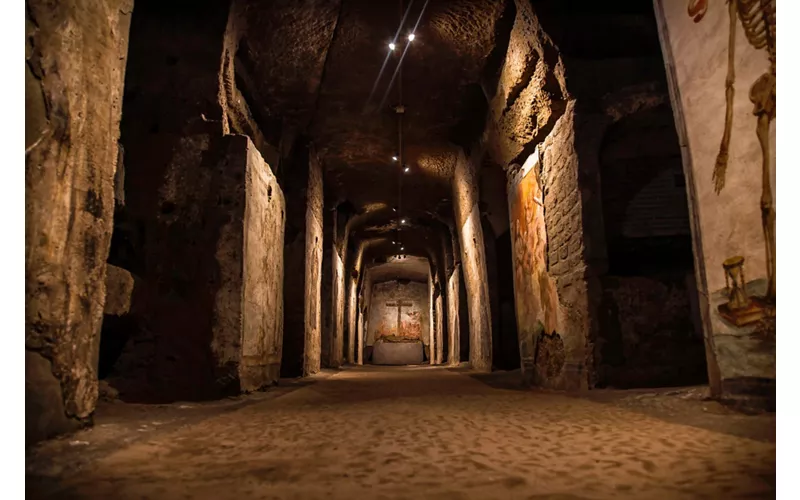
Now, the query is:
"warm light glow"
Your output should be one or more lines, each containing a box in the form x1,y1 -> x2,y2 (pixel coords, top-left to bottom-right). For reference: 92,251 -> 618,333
400,247 -> 405,251
407,33 -> 415,42
389,42 -> 396,51
392,156 -> 398,161
404,166 -> 410,173
400,219 -> 407,224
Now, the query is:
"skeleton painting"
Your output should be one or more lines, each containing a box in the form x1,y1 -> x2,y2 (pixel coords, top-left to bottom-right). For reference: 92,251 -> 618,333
688,0 -> 776,326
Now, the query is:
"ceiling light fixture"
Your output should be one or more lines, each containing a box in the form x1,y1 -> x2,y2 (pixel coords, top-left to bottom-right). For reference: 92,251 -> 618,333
392,155 -> 398,162
389,42 -> 396,51
404,166 -> 410,173
407,33 -> 415,42
400,219 -> 407,224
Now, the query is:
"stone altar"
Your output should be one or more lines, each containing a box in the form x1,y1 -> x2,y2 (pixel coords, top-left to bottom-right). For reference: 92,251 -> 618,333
372,339 -> 424,365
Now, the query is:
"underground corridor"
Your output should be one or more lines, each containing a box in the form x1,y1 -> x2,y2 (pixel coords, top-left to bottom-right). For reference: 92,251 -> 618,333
25,0 -> 777,498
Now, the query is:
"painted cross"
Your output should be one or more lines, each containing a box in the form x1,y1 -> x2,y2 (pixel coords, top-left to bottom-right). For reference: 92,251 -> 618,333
385,300 -> 413,334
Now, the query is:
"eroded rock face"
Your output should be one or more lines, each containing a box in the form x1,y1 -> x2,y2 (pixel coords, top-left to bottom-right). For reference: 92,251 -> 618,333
486,0 -> 568,168
25,0 -> 133,441
491,0 -> 707,392
25,352 -> 77,446
237,137 -> 286,391
108,135 -> 285,401
104,265 -> 134,316
453,149 -> 493,372
507,108 -> 594,391
330,209 -> 348,368
446,265 -> 462,366
304,152 -> 325,375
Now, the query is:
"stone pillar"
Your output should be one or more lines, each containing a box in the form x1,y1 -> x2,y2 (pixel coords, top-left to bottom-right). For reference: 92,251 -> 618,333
320,209 -> 334,367
25,0 -> 133,444
360,264 -> 374,364
304,152 -> 324,375
452,150 -> 493,372
346,273 -> 358,365
330,208 -> 348,368
345,242 -> 365,366
283,144 -> 323,378
218,135 -> 286,392
447,264 -> 462,366
435,281 -> 445,364
280,146 -> 310,378
110,0 -> 294,402
356,305 -> 365,365
429,271 -> 436,365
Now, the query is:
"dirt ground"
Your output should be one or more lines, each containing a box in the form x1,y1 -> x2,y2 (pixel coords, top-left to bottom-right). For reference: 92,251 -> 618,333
27,365 -> 775,499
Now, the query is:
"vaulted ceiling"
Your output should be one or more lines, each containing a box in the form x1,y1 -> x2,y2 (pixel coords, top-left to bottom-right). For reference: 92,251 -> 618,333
236,0 -> 509,267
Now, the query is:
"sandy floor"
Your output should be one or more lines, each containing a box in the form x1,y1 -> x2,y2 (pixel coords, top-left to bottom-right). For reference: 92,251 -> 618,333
27,365 -> 775,499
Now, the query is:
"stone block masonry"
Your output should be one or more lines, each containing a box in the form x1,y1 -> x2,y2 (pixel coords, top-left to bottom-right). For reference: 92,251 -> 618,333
507,103 -> 597,391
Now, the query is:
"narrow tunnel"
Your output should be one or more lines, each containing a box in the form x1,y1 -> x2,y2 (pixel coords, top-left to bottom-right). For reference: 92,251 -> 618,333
25,0 -> 777,497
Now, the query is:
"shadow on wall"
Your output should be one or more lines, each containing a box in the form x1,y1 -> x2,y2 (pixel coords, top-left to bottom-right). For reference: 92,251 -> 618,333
495,229 -> 521,370
596,104 -> 707,389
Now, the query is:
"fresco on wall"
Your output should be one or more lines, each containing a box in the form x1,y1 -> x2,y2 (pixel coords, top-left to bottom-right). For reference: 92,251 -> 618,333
367,281 -> 429,346
655,0 -> 776,384
375,301 -> 422,342
508,151 -> 561,382
687,0 -> 775,332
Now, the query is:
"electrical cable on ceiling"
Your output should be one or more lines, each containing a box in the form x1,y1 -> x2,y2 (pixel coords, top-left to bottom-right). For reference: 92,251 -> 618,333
363,0 -> 415,113
364,0 -> 430,256
392,0 -> 405,256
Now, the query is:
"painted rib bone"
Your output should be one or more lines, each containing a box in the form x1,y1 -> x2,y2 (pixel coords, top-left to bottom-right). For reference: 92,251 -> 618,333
737,0 -> 776,70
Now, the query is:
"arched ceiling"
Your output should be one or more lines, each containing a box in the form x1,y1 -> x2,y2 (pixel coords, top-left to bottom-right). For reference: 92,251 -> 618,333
348,206 -> 453,276
236,0 -> 509,273
366,256 -> 430,284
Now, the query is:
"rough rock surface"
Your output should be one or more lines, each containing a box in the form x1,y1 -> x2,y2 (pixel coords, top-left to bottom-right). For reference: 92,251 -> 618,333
329,209 -> 348,368
446,266 -> 462,366
487,0 -> 568,167
103,265 -> 134,316
452,150 -> 493,372
598,275 -> 707,389
108,136 -> 285,401
237,136 -> 286,391
304,152 -> 325,375
25,0 -> 133,442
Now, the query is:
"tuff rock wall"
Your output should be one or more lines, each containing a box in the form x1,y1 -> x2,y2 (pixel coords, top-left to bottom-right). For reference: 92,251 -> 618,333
25,0 -> 133,444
